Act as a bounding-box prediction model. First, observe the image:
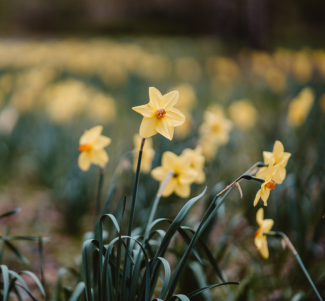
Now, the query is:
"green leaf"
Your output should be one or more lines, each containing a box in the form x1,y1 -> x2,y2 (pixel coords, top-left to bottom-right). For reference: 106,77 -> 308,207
0,208 -> 21,219
19,270 -> 46,297
180,226 -> 225,282
186,282 -> 239,298
68,282 -> 85,301
0,265 -> 10,301
2,240 -> 29,265
170,294 -> 190,301
157,257 -> 171,300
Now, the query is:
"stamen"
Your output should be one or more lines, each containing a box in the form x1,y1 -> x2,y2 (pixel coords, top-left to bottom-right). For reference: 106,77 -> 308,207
156,109 -> 166,119
265,179 -> 276,190
79,143 -> 92,152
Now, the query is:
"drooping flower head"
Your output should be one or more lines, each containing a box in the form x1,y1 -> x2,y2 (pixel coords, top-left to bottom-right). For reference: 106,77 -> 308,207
132,87 -> 185,140
151,151 -> 198,198
254,208 -> 274,259
181,146 -> 206,184
254,159 -> 282,206
133,134 -> 155,174
78,125 -> 111,171
256,140 -> 291,184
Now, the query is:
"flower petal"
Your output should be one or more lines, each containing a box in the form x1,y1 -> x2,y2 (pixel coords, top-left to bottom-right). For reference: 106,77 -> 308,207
92,136 -> 111,149
261,188 -> 270,206
254,190 -> 261,207
90,149 -> 109,165
151,166 -> 167,182
178,168 -> 198,184
273,169 -> 283,184
139,117 -> 158,138
254,236 -> 263,249
159,91 -> 179,111
166,108 -> 185,127
263,151 -> 273,164
281,152 -> 291,167
175,182 -> 191,198
149,87 -> 162,110
156,118 -> 174,140
80,125 -> 103,144
273,140 -> 284,161
195,170 -> 206,184
258,236 -> 269,259
261,219 -> 274,232
132,104 -> 155,118
78,152 -> 91,171
256,208 -> 264,226
256,167 -> 267,179
162,178 -> 177,197
161,151 -> 179,170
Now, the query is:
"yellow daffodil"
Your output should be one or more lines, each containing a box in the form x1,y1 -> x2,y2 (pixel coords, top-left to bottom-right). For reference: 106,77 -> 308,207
287,87 -> 315,127
181,146 -> 205,184
133,134 -> 155,174
254,159 -> 282,206
199,137 -> 219,162
199,106 -> 233,145
254,208 -> 274,259
228,100 -> 257,130
256,141 -> 291,184
132,87 -> 185,140
78,125 -> 111,171
151,151 -> 198,198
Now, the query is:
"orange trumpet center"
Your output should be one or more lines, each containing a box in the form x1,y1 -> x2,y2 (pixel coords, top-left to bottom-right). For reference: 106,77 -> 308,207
254,228 -> 261,238
79,143 -> 92,152
156,109 -> 166,119
265,179 -> 276,190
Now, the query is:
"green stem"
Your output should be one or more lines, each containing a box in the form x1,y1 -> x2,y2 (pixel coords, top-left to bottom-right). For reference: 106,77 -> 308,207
265,231 -> 323,301
121,138 -> 145,300
94,164 -> 105,238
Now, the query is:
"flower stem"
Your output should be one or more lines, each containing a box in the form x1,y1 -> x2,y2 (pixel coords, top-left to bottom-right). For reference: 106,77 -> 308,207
94,164 -> 105,237
265,231 -> 323,301
121,138 -> 145,300
144,170 -> 174,238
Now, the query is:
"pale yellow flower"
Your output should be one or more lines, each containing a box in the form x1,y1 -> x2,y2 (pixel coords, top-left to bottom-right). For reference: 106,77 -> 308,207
199,106 -> 233,145
287,87 -> 315,127
151,151 -> 198,198
78,125 -> 111,171
199,138 -> 219,162
175,111 -> 192,139
256,141 -> 291,184
265,67 -> 286,93
254,208 -> 274,259
133,134 -> 155,174
181,146 -> 205,184
171,83 -> 197,111
88,93 -> 116,123
254,159 -> 282,207
132,87 -> 185,140
228,100 -> 257,130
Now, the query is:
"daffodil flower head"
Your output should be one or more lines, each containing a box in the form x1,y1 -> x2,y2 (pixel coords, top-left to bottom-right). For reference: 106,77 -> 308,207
254,208 -> 274,259
132,87 -> 186,140
254,158 -> 283,207
151,151 -> 198,198
256,140 -> 291,184
78,125 -> 111,171
181,146 -> 206,184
